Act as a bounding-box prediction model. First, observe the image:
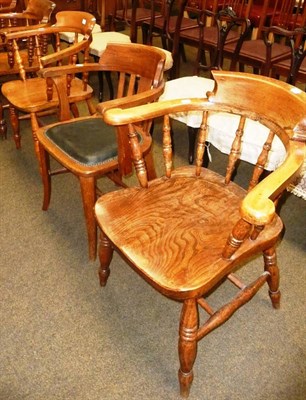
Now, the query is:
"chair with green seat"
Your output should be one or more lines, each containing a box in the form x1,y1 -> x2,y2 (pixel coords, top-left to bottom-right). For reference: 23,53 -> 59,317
35,43 -> 166,261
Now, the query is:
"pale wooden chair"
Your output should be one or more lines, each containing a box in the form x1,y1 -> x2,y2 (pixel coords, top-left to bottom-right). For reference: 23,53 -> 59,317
35,43 -> 166,261
0,0 -> 56,139
0,0 -> 17,13
1,10 -> 96,152
95,70 -> 306,398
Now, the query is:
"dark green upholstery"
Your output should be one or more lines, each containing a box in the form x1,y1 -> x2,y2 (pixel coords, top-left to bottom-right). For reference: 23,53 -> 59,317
45,118 -> 118,166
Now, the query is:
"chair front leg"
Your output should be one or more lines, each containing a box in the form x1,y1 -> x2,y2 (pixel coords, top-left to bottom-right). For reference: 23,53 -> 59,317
178,298 -> 199,398
79,175 -> 97,261
263,246 -> 281,309
98,229 -> 113,287
38,143 -> 52,211
9,104 -> 20,149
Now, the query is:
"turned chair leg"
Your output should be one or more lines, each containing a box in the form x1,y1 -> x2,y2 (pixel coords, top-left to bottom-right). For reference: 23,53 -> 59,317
263,246 -> 281,309
98,230 -> 113,287
38,143 -> 52,211
9,105 -> 21,149
188,127 -> 197,164
79,175 -> 97,261
30,112 -> 44,167
0,102 -> 7,140
178,299 -> 199,398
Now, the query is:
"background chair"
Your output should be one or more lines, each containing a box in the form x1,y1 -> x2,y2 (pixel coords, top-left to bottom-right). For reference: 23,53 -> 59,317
1,10 -> 96,153
35,43 -> 166,261
0,0 -> 56,139
60,1 -> 172,101
59,1 -> 132,102
228,0 -> 306,76
271,28 -> 306,87
170,0 -> 253,77
141,0 -> 199,60
107,0 -> 160,43
95,70 -> 305,398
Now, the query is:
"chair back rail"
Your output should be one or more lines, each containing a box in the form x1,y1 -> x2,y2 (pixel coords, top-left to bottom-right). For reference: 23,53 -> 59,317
103,70 -> 306,229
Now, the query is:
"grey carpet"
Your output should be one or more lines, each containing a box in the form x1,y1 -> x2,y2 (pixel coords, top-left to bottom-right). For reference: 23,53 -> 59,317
1,44 -> 306,400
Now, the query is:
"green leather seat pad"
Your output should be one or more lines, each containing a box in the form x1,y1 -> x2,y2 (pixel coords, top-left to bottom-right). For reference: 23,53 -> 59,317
45,118 -> 118,166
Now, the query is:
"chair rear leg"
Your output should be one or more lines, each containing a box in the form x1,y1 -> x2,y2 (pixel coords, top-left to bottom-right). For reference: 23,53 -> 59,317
178,299 -> 199,398
98,230 -> 113,287
263,246 -> 281,309
79,175 -> 97,261
0,102 -> 7,140
30,112 -> 43,165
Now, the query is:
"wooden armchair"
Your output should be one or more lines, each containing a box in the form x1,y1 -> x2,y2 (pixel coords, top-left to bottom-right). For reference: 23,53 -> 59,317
0,0 -> 17,13
95,70 -> 306,397
35,43 -> 166,260
0,0 -> 54,34
0,10 -> 96,151
0,0 -> 56,139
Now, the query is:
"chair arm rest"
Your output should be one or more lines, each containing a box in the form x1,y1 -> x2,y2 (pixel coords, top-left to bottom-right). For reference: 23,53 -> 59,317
0,22 -> 51,35
4,25 -> 91,41
38,63 -> 104,78
96,82 -> 165,115
241,141 -> 305,225
41,39 -> 92,66
0,11 -> 31,19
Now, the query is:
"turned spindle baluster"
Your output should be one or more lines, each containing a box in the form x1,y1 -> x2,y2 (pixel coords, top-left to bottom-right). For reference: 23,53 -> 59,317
225,115 -> 246,184
195,110 -> 208,176
163,114 -> 173,178
249,130 -> 275,191
128,123 -> 148,188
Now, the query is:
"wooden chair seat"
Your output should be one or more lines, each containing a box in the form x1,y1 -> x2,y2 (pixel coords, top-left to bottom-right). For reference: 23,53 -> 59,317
226,37 -> 292,64
40,117 -> 122,168
274,56 -> 306,84
180,24 -> 240,47
1,76 -> 93,113
96,166 -> 283,298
